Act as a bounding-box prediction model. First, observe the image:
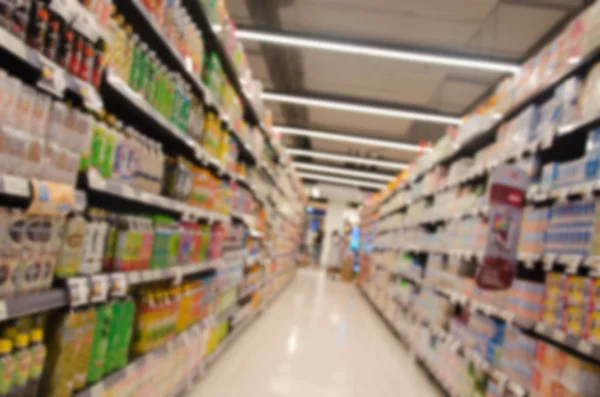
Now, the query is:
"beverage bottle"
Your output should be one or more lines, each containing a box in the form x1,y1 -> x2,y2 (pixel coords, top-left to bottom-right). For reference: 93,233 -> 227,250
11,334 -> 30,397
0,338 -> 14,397
24,329 -> 45,397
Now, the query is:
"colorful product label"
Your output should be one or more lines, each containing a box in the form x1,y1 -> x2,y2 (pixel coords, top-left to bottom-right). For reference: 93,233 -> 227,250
0,356 -> 14,394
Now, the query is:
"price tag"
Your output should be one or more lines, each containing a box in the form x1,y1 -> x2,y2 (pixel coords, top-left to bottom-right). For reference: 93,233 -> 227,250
110,273 -> 128,297
76,79 -> 103,112
67,277 -> 89,307
37,57 -> 66,97
0,301 -> 8,322
89,274 -> 109,303
87,169 -> 107,190
543,253 -> 557,271
562,254 -> 583,274
541,132 -> 555,149
72,3 -> 100,42
502,311 -> 515,323
89,382 -> 105,397
552,329 -> 566,342
49,0 -> 76,21
535,322 -> 547,334
127,271 -> 141,284
0,174 -> 30,198
507,382 -> 526,397
577,339 -> 593,355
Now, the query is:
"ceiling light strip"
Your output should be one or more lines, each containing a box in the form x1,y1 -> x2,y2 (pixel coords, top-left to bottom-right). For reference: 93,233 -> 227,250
294,163 -> 394,182
299,172 -> 385,190
286,148 -> 407,170
236,30 -> 520,74
263,92 -> 461,125
277,125 -> 429,152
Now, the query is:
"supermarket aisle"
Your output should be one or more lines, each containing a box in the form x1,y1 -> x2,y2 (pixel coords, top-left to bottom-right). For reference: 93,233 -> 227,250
190,269 -> 443,397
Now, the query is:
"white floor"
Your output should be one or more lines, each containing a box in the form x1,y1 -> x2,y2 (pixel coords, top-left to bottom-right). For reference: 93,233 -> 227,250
189,268 -> 444,397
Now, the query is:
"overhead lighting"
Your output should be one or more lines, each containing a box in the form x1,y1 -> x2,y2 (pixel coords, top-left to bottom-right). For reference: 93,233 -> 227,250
294,163 -> 393,182
263,92 -> 462,125
299,172 -> 385,190
286,148 -> 407,170
236,29 -> 520,74
311,186 -> 320,198
277,125 -> 429,152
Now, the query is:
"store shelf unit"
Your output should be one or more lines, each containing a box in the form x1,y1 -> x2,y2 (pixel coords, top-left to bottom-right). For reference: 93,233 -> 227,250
180,0 -> 281,162
357,5 -> 600,397
358,285 -> 529,397
0,1 -> 305,396
74,267 -> 295,397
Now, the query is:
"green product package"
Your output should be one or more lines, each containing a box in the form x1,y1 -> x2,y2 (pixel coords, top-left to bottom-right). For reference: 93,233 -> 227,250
104,299 -> 135,373
150,216 -> 175,268
100,129 -> 116,179
86,303 -> 114,383
128,39 -> 141,90
136,45 -> 149,97
89,121 -> 106,173
198,224 -> 210,261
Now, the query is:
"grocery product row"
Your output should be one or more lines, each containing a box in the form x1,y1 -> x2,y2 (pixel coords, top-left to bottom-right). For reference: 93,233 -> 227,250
359,260 -> 600,397
356,4 -> 600,397
0,1 -> 305,397
0,261 -> 296,397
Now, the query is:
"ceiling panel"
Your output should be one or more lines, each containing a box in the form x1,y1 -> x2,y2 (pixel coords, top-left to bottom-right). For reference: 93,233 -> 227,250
299,48 -> 448,105
466,3 -> 567,58
276,0 -> 499,52
306,107 -> 415,140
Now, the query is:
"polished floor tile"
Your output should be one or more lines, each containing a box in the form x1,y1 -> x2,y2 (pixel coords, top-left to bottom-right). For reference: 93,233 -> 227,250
189,269 -> 443,397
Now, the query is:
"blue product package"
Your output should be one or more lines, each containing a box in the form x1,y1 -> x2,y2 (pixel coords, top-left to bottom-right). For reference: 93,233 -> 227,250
587,127 -> 600,154
541,162 -> 558,190
586,152 -> 600,181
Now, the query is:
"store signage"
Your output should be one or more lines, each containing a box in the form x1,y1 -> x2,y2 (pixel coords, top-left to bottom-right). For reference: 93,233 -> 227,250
476,165 -> 528,290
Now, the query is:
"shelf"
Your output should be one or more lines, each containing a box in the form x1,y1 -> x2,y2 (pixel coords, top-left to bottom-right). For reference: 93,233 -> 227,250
0,289 -> 69,323
124,0 -> 214,107
181,0 -> 261,126
74,271 -> 295,397
434,286 -> 600,365
73,316 -> 212,397
85,169 -> 229,223
0,26 -> 103,111
359,283 -> 528,397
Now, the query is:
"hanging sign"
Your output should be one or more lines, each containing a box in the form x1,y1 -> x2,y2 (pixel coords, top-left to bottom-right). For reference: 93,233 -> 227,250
476,165 -> 528,290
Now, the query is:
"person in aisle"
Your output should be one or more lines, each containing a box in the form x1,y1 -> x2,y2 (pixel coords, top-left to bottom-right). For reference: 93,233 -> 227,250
326,230 -> 344,279
313,225 -> 324,266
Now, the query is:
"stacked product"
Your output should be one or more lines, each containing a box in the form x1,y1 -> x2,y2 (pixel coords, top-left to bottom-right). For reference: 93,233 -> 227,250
0,70 -> 92,185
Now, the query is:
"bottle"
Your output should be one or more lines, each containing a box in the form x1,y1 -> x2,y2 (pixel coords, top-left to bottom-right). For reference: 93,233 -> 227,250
0,338 -> 14,397
11,334 -> 30,397
24,329 -> 44,397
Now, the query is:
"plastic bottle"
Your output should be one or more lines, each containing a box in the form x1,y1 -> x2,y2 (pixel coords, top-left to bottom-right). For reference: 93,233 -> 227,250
24,329 -> 44,397
0,338 -> 14,397
11,333 -> 30,397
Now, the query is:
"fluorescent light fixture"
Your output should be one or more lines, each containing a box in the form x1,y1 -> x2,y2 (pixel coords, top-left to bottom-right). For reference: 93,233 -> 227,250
294,162 -> 393,182
236,29 -> 520,74
286,148 -> 407,170
311,186 -> 320,198
277,125 -> 429,153
299,172 -> 385,190
263,92 -> 461,125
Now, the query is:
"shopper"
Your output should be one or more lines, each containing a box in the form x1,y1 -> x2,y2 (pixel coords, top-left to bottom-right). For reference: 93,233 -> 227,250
313,225 -> 324,266
326,230 -> 344,273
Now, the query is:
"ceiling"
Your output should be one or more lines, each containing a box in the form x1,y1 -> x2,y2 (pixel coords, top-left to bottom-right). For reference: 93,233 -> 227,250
226,0 -> 589,191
